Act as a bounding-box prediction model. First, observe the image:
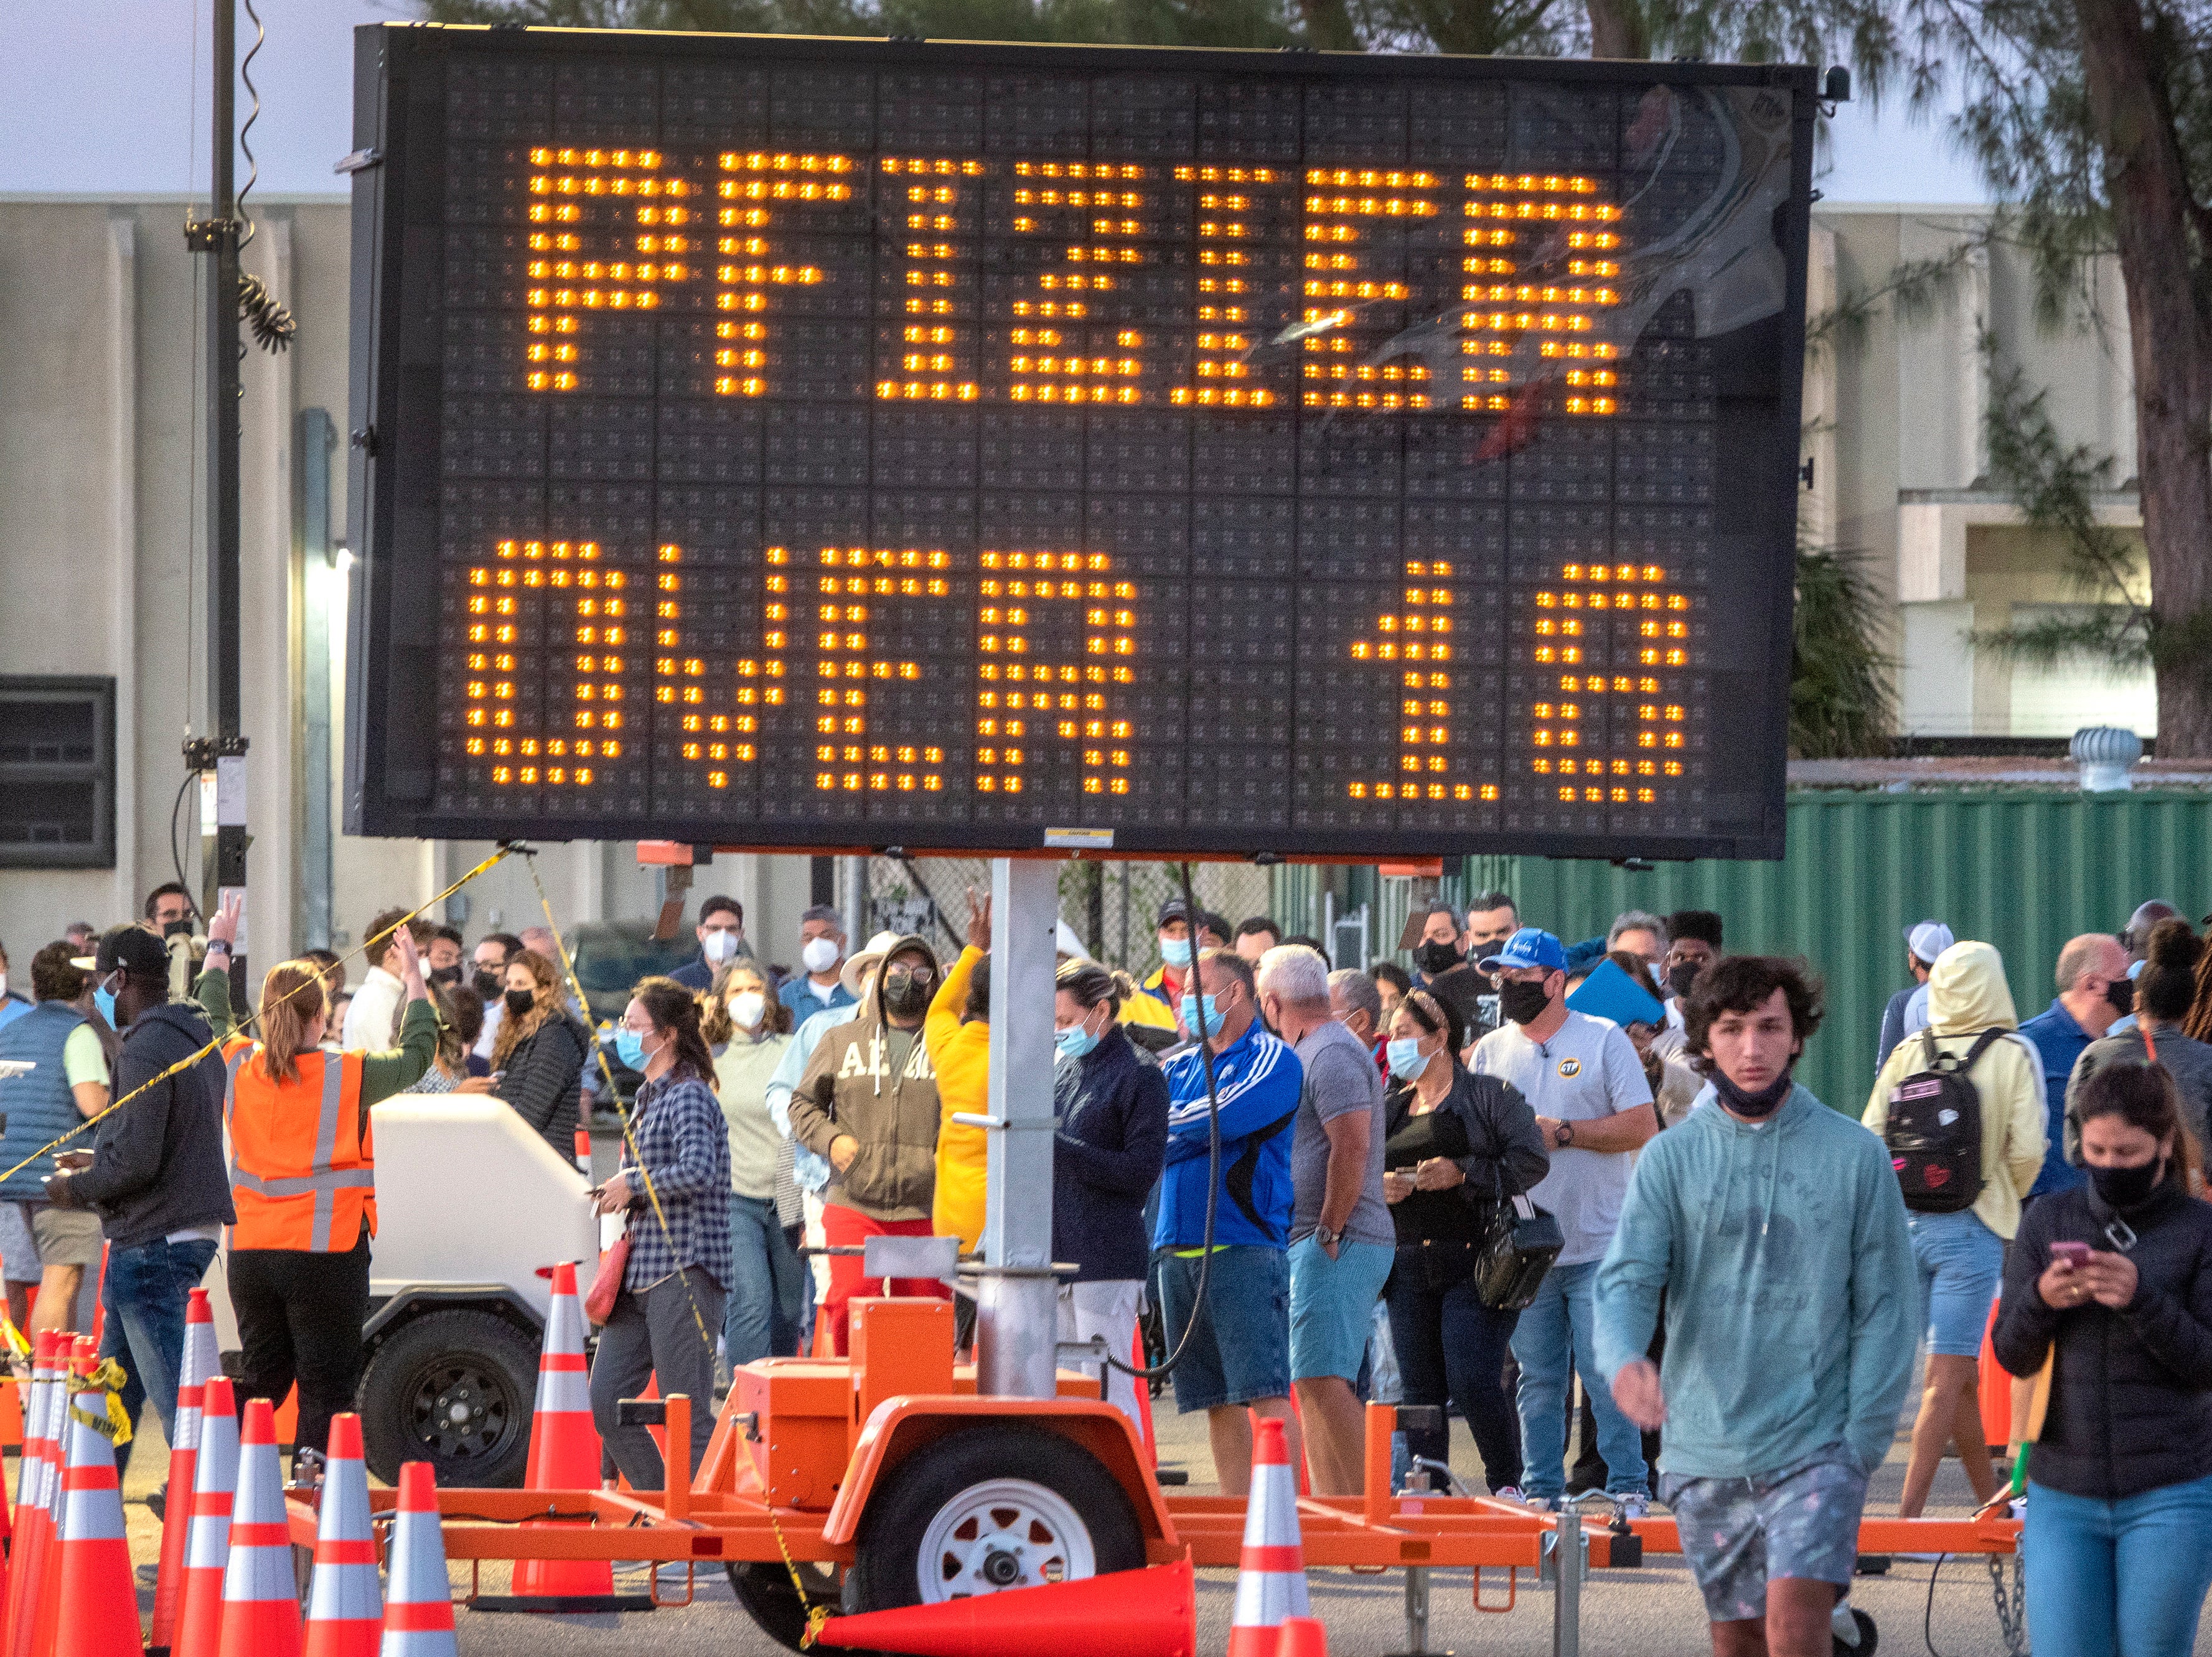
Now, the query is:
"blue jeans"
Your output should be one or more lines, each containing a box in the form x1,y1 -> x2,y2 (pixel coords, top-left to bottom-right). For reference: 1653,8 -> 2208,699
1907,1208 -> 2003,1357
98,1235 -> 220,1478
1509,1258 -> 1648,1500
724,1193 -> 805,1366
1385,1259 -> 1522,1492
2025,1474 -> 2212,1657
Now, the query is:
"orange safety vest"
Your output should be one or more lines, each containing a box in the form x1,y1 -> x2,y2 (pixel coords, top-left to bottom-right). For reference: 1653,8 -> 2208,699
222,1038 -> 377,1253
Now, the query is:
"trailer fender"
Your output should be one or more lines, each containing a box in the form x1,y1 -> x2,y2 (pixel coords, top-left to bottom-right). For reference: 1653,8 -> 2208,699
821,1396 -> 1178,1554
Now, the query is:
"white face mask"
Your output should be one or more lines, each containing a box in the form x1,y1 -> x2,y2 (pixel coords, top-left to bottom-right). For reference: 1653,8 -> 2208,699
729,989 -> 767,1030
703,929 -> 741,964
801,936 -> 840,974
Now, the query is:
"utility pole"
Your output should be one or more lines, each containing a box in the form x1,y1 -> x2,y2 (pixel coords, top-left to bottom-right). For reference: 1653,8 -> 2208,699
186,0 -> 250,991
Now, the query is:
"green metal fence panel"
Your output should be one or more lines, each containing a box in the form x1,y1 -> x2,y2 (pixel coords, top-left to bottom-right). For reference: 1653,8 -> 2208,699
1299,791 -> 2212,1118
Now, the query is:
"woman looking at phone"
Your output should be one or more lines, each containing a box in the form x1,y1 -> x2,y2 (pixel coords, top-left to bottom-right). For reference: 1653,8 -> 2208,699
1995,1059 -> 2212,1657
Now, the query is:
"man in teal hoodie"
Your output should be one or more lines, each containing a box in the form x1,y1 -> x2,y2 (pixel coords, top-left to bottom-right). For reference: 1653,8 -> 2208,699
1596,956 -> 1915,1657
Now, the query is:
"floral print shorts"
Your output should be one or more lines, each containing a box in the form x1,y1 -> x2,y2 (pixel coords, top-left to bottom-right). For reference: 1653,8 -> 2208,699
1659,1446 -> 1868,1623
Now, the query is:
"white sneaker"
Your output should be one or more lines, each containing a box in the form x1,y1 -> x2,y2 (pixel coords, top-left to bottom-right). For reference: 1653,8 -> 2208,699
1616,1494 -> 1650,1521
1492,1485 -> 1529,1503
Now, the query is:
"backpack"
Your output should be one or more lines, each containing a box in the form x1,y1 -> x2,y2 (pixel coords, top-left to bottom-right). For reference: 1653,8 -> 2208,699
1883,1028 -> 2004,1213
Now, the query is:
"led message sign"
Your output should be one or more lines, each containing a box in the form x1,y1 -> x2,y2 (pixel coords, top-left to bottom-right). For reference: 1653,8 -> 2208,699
345,25 -> 1814,859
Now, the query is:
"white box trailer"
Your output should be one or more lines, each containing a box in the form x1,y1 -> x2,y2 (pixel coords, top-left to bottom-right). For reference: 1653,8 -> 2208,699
204,1091 -> 600,1485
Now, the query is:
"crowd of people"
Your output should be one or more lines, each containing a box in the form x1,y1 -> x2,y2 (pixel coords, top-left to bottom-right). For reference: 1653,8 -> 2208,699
1,877 -> 2208,1655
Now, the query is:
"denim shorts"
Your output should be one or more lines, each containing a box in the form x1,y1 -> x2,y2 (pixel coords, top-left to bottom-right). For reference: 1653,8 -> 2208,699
1908,1208 -> 2003,1358
1155,1244 -> 1289,1412
1288,1235 -> 1394,1384
1660,1446 -> 1868,1623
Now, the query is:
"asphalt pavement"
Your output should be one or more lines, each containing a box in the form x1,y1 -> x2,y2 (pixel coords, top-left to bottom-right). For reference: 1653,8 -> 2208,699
108,1383 -> 2198,1656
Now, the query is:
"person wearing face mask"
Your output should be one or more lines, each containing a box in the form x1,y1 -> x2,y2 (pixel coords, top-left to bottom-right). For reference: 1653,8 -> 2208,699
669,896 -> 753,994
1470,927 -> 1657,1513
1995,1059 -> 2212,1657
703,963 -> 802,1366
1862,939 -> 2048,1521
2067,918 -> 2212,1167
1649,910 -> 1723,1060
420,925 -> 466,991
1411,905 -> 1501,1050
1380,989 -> 1547,1497
1328,968 -> 1390,1078
0,937 -> 28,1033
1139,898 -> 1201,1035
1598,958 -> 1915,1657
453,949 -> 591,1158
779,907 -> 856,1019
787,933 -> 947,1355
1050,958 -> 1168,1433
924,895 -> 995,1272
589,978 -> 731,1491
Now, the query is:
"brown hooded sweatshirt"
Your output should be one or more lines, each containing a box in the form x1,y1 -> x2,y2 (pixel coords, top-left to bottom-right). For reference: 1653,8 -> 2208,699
788,934 -> 942,1221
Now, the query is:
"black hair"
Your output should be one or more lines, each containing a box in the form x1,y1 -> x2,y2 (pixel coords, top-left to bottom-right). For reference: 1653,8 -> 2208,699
364,907 -> 426,961
698,894 -> 743,927
1199,911 -> 1234,945
143,881 -> 194,922
1369,960 -> 1413,995
1198,945 -> 1256,1002
631,974 -> 718,1090
1280,933 -> 1326,954
2139,917 -> 2201,1024
479,931 -> 524,959
1423,902 -> 1461,925
429,923 -> 464,948
1468,890 -> 1517,917
1234,917 -> 1282,943
1681,955 -> 1822,1060
1665,910 -> 1725,950
965,953 -> 991,1023
2076,1060 -> 2196,1189
1395,986 -> 1465,1055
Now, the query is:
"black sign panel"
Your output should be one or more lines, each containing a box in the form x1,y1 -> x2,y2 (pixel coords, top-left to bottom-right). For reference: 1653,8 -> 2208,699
345,25 -> 1814,859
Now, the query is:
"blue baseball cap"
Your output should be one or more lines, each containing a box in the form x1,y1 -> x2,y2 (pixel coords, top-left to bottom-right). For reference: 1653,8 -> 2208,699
1476,927 -> 1567,976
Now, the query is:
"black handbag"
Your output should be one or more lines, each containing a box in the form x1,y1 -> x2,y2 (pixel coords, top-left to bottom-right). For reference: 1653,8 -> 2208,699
1471,1127 -> 1564,1311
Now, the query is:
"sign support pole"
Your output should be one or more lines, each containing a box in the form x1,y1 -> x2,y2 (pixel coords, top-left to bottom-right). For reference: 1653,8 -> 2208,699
975,856 -> 1061,1399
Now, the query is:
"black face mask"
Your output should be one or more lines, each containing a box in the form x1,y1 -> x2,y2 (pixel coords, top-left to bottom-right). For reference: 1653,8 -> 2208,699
1415,940 -> 1464,976
1667,960 -> 1702,999
2106,976 -> 2137,1016
473,967 -> 504,1002
880,965 -> 933,1019
431,964 -> 464,987
504,987 -> 535,1019
1498,978 -> 1551,1026
1712,1067 -> 1794,1120
2089,1157 -> 2165,1210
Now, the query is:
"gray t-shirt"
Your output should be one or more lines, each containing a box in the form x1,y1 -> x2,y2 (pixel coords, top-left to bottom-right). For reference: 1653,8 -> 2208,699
1471,1009 -> 1653,1267
1290,1019 -> 1392,1248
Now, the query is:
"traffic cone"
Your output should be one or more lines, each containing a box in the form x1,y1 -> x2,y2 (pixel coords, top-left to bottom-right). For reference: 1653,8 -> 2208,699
572,1125 -> 594,1179
380,1462 -> 458,1656
1276,1617 -> 1328,1657
173,1376 -> 240,1657
1,1331 -> 60,1657
1225,1416 -> 1310,1657
51,1366 -> 140,1656
30,1338 -> 94,1657
151,1287 -> 219,1653
304,1415 -> 381,1657
811,1558 -> 1197,1657
507,1259 -> 616,1603
219,1396 -> 303,1655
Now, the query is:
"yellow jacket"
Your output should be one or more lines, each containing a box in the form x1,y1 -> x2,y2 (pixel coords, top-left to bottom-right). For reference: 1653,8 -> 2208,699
925,946 -> 991,1251
1863,941 -> 2048,1242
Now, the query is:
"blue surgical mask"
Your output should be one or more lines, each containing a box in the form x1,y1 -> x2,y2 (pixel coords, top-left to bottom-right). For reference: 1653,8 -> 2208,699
1160,936 -> 1192,968
1385,1037 -> 1431,1080
95,986 -> 118,1029
1179,993 -> 1224,1038
1055,1022 -> 1101,1060
613,1027 -> 652,1071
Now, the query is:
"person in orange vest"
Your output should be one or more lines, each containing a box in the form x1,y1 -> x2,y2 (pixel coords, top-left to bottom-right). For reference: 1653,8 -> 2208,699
204,926 -> 436,1485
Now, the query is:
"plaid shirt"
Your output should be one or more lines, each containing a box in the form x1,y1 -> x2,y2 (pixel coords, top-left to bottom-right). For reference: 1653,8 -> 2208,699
619,1072 -> 731,1292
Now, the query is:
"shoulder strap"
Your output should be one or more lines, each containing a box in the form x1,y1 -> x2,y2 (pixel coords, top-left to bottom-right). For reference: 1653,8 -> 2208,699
1960,1028 -> 2008,1070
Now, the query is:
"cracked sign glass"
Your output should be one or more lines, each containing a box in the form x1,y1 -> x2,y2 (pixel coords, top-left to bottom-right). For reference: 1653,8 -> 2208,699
350,29 -> 1812,859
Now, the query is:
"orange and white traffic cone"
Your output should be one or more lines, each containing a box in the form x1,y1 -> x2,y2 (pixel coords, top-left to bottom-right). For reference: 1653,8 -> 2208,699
218,1397 -> 303,1656
1225,1416 -> 1309,1657
506,1260 -> 618,1607
29,1338 -> 92,1657
51,1364 -> 140,1657
151,1287 -> 220,1654
1,1330 -> 60,1657
173,1376 -> 240,1657
380,1462 -> 458,1656
303,1414 -> 381,1657
1275,1617 -> 1328,1657
573,1125 -> 594,1180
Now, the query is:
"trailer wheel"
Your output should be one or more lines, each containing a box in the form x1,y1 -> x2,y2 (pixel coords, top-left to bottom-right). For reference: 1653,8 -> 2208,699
359,1308 -> 537,1487
1835,1606 -> 1878,1655
846,1427 -> 1144,1613
727,1560 -> 841,1653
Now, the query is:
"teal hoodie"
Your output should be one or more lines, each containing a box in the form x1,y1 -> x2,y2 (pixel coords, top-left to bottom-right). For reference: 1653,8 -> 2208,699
1593,1083 -> 1916,1479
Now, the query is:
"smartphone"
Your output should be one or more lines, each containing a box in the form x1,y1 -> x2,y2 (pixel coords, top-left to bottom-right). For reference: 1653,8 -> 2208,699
2050,1240 -> 2092,1268
53,1151 -> 93,1173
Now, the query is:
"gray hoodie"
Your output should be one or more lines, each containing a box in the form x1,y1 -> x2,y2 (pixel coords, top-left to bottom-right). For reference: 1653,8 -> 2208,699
1595,1083 -> 1917,1479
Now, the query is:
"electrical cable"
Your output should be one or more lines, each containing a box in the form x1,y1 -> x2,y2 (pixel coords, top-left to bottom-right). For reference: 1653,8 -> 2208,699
1104,859 -> 1223,1383
232,0 -> 296,352
167,769 -> 204,921
1923,1551 -> 1951,1657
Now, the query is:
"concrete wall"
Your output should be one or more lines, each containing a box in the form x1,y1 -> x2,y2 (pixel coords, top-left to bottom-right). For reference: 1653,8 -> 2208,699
0,195 -> 812,984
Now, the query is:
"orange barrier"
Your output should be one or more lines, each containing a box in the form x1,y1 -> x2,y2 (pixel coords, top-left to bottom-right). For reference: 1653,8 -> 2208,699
814,1557 -> 1197,1656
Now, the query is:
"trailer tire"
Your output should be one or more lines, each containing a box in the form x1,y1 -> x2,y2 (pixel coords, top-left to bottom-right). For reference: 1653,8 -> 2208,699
727,1561 -> 841,1653
359,1308 -> 537,1488
845,1426 -> 1144,1615
1835,1607 -> 1878,1655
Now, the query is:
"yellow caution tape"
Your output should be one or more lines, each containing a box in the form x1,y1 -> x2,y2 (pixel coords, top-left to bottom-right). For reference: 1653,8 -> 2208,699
65,1358 -> 133,1445
0,1315 -> 30,1360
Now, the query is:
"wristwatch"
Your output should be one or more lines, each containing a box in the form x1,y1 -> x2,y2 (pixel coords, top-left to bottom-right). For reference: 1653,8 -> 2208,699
1314,1224 -> 1340,1249
1556,1119 -> 1576,1148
